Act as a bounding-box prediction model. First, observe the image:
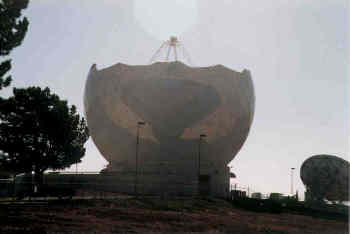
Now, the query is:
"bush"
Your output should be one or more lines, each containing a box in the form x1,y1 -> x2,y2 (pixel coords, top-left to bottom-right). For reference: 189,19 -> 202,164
231,197 -> 283,214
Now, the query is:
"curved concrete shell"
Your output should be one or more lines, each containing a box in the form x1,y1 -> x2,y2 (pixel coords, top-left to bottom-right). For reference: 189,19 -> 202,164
300,154 -> 349,202
84,62 -> 255,196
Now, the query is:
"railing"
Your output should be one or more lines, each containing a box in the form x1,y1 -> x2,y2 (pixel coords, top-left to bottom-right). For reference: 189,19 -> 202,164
0,179 -> 199,200
48,171 -> 100,175
230,183 -> 270,199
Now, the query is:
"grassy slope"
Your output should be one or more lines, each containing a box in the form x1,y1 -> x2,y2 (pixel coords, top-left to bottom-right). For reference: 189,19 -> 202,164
0,197 -> 348,234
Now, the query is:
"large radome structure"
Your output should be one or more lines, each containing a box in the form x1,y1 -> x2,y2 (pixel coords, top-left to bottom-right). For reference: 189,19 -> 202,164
84,61 -> 255,197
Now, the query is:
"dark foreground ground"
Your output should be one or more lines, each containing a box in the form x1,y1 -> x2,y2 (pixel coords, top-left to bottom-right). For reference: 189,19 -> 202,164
0,197 -> 348,234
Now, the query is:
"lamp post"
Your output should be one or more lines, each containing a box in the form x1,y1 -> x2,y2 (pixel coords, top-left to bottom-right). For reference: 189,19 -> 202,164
135,121 -> 146,196
198,134 -> 207,179
291,167 -> 295,196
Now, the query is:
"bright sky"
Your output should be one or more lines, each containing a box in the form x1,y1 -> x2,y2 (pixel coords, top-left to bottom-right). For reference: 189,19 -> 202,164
3,0 -> 349,197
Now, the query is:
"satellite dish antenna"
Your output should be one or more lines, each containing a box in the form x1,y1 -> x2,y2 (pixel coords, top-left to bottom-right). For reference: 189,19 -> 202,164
149,36 -> 194,66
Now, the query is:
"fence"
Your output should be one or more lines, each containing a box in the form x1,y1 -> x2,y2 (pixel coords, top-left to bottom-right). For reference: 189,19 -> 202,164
229,183 -> 270,199
1,175 -> 286,202
0,172 -> 201,200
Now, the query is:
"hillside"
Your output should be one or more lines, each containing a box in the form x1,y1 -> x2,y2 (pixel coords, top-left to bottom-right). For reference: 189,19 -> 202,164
0,197 -> 348,234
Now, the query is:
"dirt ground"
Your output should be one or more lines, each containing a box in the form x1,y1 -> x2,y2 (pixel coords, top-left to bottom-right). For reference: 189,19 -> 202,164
0,197 -> 348,234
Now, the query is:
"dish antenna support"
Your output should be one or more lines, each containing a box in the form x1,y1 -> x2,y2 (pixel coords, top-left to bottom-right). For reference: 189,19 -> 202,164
149,36 -> 194,66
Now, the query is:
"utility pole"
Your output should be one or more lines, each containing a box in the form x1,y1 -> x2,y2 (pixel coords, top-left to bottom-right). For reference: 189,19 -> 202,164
291,167 -> 295,196
135,121 -> 146,197
198,134 -> 207,179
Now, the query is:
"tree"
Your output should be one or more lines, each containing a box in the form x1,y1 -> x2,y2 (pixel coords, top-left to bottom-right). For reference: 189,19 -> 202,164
0,0 -> 29,89
0,86 -> 89,183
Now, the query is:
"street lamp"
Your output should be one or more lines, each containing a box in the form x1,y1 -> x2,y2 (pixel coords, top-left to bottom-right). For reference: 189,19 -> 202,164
135,121 -> 146,196
291,167 -> 295,195
198,134 -> 207,179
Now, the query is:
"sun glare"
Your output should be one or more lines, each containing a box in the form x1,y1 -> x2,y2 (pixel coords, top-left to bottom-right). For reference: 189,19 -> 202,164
133,0 -> 198,41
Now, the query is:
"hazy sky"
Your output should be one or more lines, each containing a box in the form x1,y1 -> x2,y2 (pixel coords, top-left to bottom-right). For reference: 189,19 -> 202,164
3,0 -> 349,197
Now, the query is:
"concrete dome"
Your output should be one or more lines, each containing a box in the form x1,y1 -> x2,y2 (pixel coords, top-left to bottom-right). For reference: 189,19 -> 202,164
84,62 -> 255,196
